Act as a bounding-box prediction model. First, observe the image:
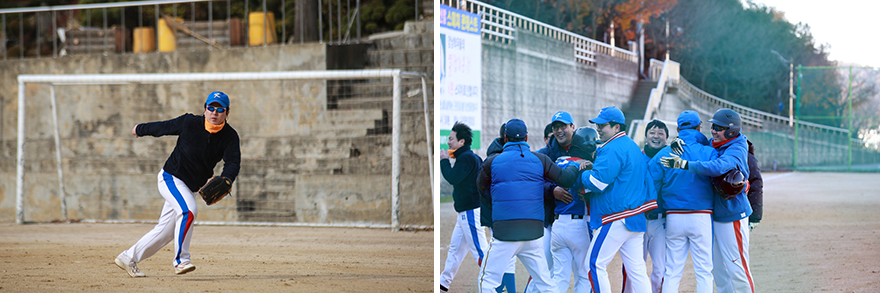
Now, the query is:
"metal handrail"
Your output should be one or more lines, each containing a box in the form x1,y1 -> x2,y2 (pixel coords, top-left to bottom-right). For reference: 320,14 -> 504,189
643,59 -> 679,121
649,59 -> 664,80
676,77 -> 850,134
0,0 -> 217,14
439,0 -> 637,66
0,0 -> 383,59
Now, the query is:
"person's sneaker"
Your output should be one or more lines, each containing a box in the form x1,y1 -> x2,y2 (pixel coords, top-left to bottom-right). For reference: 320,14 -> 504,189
114,254 -> 146,277
175,261 -> 196,275
440,284 -> 449,292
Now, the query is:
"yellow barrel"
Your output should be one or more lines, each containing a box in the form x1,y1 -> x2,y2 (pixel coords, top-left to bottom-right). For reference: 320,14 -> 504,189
248,12 -> 277,46
157,18 -> 181,52
132,27 -> 156,53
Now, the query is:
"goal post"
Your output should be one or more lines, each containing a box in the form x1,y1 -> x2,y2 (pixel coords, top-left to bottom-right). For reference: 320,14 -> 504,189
15,69 -> 432,231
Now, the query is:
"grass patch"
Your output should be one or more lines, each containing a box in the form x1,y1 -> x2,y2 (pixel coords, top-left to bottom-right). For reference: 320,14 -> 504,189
439,194 -> 453,203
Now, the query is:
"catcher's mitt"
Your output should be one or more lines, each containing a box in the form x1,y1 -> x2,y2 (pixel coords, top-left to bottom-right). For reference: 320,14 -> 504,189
198,176 -> 231,205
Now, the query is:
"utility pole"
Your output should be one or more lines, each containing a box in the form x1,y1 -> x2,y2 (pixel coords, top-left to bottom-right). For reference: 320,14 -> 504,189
610,22 -> 615,46
789,62 -> 794,126
665,19 -> 669,60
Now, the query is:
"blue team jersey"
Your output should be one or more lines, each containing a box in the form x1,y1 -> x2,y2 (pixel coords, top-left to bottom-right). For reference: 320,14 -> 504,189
554,157 -> 588,216
581,132 -> 657,231
688,134 -> 753,222
647,129 -> 715,211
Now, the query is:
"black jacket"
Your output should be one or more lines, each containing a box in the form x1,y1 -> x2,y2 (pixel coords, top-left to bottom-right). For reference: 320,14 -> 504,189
136,113 -> 241,191
747,141 -> 763,223
440,145 -> 482,213
478,137 -> 506,227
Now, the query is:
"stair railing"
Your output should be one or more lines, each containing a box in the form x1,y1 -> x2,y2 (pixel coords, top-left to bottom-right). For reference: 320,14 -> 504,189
676,76 -> 849,135
439,0 -> 637,66
642,59 -> 680,121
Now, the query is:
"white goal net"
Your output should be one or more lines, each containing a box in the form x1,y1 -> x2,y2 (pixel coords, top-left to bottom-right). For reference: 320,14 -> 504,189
14,69 -> 432,230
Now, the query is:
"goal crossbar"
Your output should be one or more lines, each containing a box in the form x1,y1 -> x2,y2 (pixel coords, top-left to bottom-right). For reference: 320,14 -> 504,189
16,69 -> 432,231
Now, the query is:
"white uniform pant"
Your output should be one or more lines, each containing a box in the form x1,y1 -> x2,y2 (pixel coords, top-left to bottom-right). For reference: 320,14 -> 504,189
481,236 -> 557,293
525,226 -> 553,293
121,170 -> 198,266
625,217 -> 665,293
587,218 -> 650,293
440,208 -> 489,288
712,218 -> 754,293
645,217 -> 666,293
662,212 -> 713,293
550,215 -> 592,293
488,228 -> 518,276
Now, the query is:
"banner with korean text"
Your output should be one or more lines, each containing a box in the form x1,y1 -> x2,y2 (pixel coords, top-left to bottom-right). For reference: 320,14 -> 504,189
437,4 -> 482,149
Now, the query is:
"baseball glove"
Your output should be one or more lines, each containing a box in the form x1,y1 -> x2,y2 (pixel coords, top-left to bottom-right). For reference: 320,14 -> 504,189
198,176 -> 231,205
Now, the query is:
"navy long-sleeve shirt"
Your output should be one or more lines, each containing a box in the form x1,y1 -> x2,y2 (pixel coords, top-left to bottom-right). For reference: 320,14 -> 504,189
440,145 -> 482,213
136,113 -> 241,192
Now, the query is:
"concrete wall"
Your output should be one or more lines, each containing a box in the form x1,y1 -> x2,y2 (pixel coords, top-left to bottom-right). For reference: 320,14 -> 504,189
440,31 -> 638,195
0,37 -> 432,226
478,30 -> 639,155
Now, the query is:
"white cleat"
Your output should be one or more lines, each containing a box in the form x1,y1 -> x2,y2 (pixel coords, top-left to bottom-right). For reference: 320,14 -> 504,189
175,261 -> 196,275
115,254 -> 146,278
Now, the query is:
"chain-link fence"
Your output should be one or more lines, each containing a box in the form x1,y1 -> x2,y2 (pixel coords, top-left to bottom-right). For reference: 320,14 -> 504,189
791,66 -> 880,171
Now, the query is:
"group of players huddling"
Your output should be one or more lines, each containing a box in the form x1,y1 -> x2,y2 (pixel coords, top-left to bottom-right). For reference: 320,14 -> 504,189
440,106 -> 762,293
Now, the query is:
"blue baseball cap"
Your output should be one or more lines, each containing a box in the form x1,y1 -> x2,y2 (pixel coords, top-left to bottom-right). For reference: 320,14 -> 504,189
677,110 -> 701,129
505,118 -> 528,139
589,106 -> 625,125
205,91 -> 230,108
551,111 -> 574,125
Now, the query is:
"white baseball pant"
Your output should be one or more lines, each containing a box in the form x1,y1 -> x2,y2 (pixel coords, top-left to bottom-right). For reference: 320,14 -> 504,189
525,225 -> 554,293
645,217 -> 666,293
550,214 -> 592,293
487,228 -> 518,280
121,170 -> 198,267
481,236 -> 558,293
712,218 -> 754,293
625,216 -> 666,293
440,208 -> 489,289
587,218 -> 650,293
662,211 -> 713,293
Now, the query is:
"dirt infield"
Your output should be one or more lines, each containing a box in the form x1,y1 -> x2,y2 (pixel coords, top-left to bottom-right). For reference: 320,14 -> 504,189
0,223 -> 431,292
440,172 -> 880,292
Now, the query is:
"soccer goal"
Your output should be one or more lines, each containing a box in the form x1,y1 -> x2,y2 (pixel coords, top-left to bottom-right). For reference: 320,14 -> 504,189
15,69 -> 432,231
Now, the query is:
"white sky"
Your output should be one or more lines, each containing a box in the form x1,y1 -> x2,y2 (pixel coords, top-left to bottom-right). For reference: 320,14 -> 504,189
749,0 -> 880,68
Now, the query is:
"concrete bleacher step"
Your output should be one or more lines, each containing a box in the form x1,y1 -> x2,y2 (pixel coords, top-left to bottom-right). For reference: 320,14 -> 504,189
624,80 -> 658,121
317,20 -> 433,139
329,79 -> 431,112
365,49 -> 433,68
333,96 -> 430,113
237,134 -> 394,179
371,31 -> 431,50
309,109 -> 384,138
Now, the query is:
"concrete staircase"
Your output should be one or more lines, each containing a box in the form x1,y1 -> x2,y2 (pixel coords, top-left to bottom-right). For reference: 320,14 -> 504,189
324,21 -> 432,135
349,21 -> 433,134
236,134 -> 394,222
623,80 -> 657,123
365,21 -> 433,76
319,109 -> 385,138
236,21 -> 434,223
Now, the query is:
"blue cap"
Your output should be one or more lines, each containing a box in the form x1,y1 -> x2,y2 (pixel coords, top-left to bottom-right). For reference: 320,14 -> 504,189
589,106 -> 625,125
505,118 -> 528,139
677,110 -> 701,129
205,91 -> 230,108
551,111 -> 574,125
